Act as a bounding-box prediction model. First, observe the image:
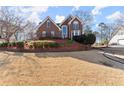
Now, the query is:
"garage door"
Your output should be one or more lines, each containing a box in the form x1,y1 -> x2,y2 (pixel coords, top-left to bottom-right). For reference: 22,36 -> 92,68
118,39 -> 124,45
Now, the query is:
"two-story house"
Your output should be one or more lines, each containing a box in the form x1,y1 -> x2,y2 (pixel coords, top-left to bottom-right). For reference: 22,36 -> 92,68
36,15 -> 83,39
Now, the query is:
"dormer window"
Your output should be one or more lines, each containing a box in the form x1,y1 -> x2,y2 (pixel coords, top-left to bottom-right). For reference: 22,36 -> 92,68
73,21 -> 79,30
47,20 -> 51,28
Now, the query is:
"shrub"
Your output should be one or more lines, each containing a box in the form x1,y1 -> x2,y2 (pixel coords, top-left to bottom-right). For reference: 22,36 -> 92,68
33,42 -> 43,49
33,42 -> 60,49
66,40 -> 73,44
86,33 -> 96,45
8,43 -> 12,47
65,40 -> 73,46
59,43 -> 65,47
0,42 -> 8,47
73,36 -> 81,42
29,44 -> 34,49
11,42 -> 16,47
43,42 -> 49,48
50,37 -> 62,39
73,34 -> 87,44
48,42 -> 60,48
16,42 -> 24,48
8,42 -> 16,47
73,33 -> 96,45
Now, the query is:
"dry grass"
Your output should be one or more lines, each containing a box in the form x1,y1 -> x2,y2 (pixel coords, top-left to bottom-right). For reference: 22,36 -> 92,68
0,52 -> 124,85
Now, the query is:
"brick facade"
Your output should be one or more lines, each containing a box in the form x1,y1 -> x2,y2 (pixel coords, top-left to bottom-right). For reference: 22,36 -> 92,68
37,16 -> 83,39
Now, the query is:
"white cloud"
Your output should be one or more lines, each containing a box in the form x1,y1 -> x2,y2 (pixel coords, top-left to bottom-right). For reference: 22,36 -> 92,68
6,6 -> 49,24
55,15 -> 65,23
72,6 -> 80,11
92,6 -> 107,15
106,11 -> 124,21
27,12 -> 41,24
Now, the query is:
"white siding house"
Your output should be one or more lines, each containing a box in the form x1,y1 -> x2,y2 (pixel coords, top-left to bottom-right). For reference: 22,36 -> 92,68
109,27 -> 124,45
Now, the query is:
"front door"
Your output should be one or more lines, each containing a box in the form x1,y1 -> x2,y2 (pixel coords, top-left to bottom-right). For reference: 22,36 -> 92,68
62,25 -> 67,39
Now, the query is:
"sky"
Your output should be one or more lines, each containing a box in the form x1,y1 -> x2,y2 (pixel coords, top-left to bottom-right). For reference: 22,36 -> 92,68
0,6 -> 124,31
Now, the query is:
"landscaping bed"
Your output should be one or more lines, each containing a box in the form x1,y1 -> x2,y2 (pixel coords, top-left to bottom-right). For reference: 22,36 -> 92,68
0,39 -> 90,52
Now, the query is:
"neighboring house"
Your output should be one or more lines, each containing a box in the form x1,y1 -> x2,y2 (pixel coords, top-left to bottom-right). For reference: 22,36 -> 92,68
36,15 -> 83,39
0,20 -> 8,39
109,26 -> 124,45
0,20 -> 25,42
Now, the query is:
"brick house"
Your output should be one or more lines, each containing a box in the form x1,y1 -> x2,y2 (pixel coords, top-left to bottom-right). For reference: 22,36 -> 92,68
37,15 -> 83,39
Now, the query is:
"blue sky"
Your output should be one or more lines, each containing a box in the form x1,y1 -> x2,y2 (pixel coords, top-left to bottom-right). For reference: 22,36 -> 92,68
1,6 -> 124,31
38,6 -> 124,31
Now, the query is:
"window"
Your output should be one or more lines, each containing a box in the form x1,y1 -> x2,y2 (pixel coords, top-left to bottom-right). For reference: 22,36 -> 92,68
42,31 -> 46,37
47,20 -> 51,28
51,31 -> 55,37
73,21 -> 79,30
62,26 -> 67,38
73,30 -> 80,36
63,26 -> 67,34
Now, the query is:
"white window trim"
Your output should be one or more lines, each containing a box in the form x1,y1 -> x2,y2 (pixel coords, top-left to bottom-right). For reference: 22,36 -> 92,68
73,30 -> 80,36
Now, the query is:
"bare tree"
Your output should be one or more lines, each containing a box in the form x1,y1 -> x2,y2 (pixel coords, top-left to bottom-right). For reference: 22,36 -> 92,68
111,12 -> 124,34
98,16 -> 124,46
98,22 -> 113,46
24,21 -> 37,40
0,7 -> 33,42
72,10 -> 93,33
108,14 -> 124,42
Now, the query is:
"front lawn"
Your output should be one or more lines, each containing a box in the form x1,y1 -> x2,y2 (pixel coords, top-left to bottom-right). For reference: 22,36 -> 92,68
0,51 -> 124,85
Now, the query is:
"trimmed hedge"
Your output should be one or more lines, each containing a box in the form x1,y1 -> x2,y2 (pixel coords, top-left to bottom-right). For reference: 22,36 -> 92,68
0,41 -> 24,48
48,42 -> 60,48
33,42 -> 60,49
8,42 -> 17,47
33,42 -> 44,49
0,41 -> 61,49
16,42 -> 24,48
0,42 -> 8,47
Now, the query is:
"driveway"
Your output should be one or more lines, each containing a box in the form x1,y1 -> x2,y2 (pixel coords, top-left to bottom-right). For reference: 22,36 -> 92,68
34,49 -> 124,70
100,47 -> 124,55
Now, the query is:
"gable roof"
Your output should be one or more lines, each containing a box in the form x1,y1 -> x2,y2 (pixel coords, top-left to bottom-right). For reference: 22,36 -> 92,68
60,15 -> 74,26
37,16 -> 61,31
111,26 -> 124,38
68,16 -> 83,25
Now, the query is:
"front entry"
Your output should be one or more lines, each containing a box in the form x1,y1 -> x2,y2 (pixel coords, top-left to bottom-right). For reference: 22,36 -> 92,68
71,30 -> 80,40
62,25 -> 68,39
